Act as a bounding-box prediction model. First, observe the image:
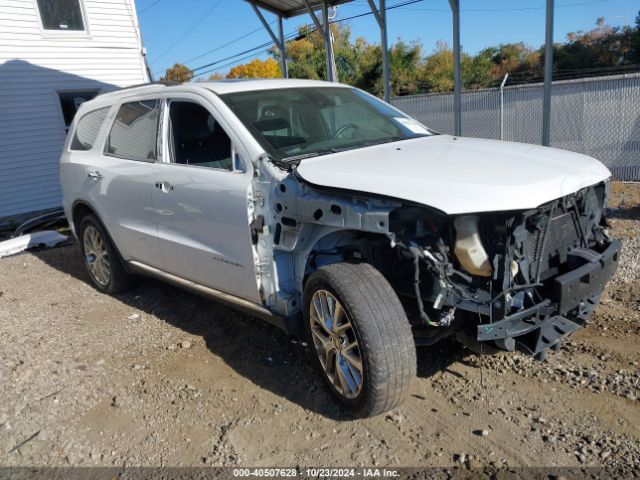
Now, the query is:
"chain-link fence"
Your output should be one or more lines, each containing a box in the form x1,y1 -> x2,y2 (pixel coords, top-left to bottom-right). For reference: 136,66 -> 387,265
391,73 -> 640,181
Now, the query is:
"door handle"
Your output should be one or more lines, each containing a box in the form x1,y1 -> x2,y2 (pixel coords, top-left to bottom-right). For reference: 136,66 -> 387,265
155,181 -> 174,193
87,170 -> 102,179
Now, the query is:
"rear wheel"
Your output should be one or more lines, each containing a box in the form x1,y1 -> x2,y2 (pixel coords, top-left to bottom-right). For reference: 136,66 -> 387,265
79,214 -> 134,294
303,262 -> 416,417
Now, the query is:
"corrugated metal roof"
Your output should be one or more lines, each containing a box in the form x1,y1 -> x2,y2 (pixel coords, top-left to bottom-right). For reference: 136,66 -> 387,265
244,0 -> 354,18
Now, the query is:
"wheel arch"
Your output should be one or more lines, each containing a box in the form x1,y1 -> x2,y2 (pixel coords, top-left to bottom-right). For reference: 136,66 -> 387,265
300,228 -> 391,287
71,200 -> 98,236
71,199 -> 130,273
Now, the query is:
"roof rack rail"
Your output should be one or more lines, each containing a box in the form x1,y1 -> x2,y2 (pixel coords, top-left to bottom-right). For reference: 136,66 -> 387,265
98,80 -> 181,97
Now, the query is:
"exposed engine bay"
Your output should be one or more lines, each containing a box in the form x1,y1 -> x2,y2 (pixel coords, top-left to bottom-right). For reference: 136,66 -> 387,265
382,181 -> 620,358
249,154 -> 619,359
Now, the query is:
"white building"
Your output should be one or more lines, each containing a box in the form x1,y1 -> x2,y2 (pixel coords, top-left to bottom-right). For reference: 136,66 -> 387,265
0,0 -> 150,222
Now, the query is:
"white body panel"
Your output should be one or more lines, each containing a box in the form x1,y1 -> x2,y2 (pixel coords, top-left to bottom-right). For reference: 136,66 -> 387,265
296,135 -> 611,214
0,0 -> 148,219
150,163 -> 260,302
60,80 -> 612,312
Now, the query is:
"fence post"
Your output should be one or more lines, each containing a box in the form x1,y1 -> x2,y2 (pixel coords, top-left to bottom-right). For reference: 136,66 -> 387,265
499,73 -> 509,141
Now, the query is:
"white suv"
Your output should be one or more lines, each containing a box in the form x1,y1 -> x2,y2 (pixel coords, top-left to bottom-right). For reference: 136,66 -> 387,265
60,79 -> 620,417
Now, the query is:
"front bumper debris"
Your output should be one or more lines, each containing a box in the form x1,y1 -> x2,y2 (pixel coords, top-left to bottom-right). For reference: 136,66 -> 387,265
476,240 -> 621,356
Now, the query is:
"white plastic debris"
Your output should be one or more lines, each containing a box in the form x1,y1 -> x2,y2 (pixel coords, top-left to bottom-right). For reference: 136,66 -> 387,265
0,231 -> 67,259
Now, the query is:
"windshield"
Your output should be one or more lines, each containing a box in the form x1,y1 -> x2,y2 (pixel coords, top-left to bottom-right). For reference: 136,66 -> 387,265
220,87 -> 432,162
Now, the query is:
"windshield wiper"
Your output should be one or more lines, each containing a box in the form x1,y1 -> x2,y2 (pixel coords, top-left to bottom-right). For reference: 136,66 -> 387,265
282,152 -> 321,162
280,137 -> 406,166
281,149 -> 337,163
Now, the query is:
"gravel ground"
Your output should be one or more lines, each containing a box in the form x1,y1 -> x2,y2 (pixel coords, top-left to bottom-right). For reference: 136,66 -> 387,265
0,185 -> 638,469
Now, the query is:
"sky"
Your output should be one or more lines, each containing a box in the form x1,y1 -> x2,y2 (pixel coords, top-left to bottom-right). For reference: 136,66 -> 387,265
136,0 -> 640,80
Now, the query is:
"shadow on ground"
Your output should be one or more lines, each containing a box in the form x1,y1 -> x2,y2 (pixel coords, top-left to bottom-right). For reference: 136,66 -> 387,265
34,242 -> 465,420
608,205 -> 640,220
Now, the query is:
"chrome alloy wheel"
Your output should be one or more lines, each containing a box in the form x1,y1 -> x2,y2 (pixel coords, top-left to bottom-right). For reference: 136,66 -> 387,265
83,225 -> 111,287
309,289 -> 364,399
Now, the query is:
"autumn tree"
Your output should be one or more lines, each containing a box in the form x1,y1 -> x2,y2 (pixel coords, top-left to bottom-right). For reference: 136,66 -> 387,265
227,58 -> 281,79
161,63 -> 192,83
208,72 -> 225,80
257,15 -> 640,95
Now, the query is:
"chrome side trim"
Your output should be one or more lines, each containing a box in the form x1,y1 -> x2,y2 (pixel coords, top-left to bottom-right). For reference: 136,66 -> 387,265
128,260 -> 280,325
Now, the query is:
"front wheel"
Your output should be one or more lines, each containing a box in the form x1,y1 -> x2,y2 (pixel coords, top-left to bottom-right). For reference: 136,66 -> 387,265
303,262 -> 416,417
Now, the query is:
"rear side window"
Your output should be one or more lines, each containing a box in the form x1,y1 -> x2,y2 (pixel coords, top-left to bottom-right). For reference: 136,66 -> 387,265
105,100 -> 160,161
70,107 -> 109,151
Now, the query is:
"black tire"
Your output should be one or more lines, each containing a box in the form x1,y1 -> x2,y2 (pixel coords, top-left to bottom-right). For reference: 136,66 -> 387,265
78,214 -> 134,294
303,262 -> 416,418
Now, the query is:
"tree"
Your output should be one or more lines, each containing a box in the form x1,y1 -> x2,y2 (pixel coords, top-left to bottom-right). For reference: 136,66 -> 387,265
227,58 -> 281,79
161,63 -> 192,83
208,72 -> 225,81
251,14 -> 639,95
277,24 -> 358,82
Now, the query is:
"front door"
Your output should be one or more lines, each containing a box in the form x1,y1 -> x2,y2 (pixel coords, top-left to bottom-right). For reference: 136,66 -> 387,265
151,98 -> 260,303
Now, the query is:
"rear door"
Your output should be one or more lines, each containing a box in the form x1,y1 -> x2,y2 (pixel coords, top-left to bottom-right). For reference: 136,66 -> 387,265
82,98 -> 162,266
150,94 -> 260,303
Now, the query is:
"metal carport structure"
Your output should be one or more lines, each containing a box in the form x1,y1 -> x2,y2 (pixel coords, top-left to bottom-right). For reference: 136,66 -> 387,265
243,0 -> 556,145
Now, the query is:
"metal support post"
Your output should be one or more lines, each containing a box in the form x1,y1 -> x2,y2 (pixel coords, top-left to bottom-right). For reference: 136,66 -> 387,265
542,0 -> 554,146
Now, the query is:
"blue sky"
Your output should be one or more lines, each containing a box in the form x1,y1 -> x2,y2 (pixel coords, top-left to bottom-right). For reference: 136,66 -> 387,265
137,0 -> 640,80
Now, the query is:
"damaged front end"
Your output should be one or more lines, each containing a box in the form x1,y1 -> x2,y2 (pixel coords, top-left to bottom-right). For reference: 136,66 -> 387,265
388,181 -> 620,359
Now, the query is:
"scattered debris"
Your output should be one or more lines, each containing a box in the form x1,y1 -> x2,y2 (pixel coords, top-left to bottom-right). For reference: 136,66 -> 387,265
12,208 -> 66,237
0,231 -> 67,258
180,340 -> 192,349
7,430 -> 40,454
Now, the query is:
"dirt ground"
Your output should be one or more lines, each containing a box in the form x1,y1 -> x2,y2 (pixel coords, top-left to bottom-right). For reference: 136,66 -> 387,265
0,184 -> 638,469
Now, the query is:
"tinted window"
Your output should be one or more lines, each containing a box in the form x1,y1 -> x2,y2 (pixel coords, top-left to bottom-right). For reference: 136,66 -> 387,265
168,101 -> 232,170
221,87 -> 432,162
58,90 -> 98,129
37,0 -> 85,31
70,107 -> 109,151
105,100 -> 160,161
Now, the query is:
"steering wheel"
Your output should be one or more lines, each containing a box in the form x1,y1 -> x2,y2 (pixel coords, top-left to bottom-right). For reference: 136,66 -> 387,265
332,123 -> 359,139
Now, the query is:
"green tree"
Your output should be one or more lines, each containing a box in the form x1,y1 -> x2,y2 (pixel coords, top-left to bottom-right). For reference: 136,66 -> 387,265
257,14 -> 639,96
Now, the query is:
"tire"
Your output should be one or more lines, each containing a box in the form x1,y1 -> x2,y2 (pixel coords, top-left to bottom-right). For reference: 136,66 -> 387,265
78,214 -> 134,295
303,262 -> 416,418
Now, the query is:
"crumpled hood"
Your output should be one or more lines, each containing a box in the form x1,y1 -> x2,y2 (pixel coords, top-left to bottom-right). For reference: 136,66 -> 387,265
295,135 -> 611,214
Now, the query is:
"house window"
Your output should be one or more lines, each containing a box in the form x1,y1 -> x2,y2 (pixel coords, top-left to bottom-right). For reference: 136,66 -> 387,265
58,90 -> 98,130
36,0 -> 86,31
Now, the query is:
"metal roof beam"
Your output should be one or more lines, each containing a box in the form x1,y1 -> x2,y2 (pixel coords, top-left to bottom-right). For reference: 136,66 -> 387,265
303,0 -> 326,37
366,0 -> 390,102
244,1 -> 354,19
249,3 -> 288,78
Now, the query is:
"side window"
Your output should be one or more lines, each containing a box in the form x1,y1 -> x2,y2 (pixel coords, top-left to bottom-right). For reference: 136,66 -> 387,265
70,106 -> 109,151
168,101 -> 232,170
105,100 -> 160,161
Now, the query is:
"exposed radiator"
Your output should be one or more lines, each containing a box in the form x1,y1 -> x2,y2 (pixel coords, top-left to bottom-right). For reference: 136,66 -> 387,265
524,211 -> 581,279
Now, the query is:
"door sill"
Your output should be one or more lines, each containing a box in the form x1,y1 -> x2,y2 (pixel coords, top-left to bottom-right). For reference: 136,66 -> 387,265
127,260 -> 287,330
